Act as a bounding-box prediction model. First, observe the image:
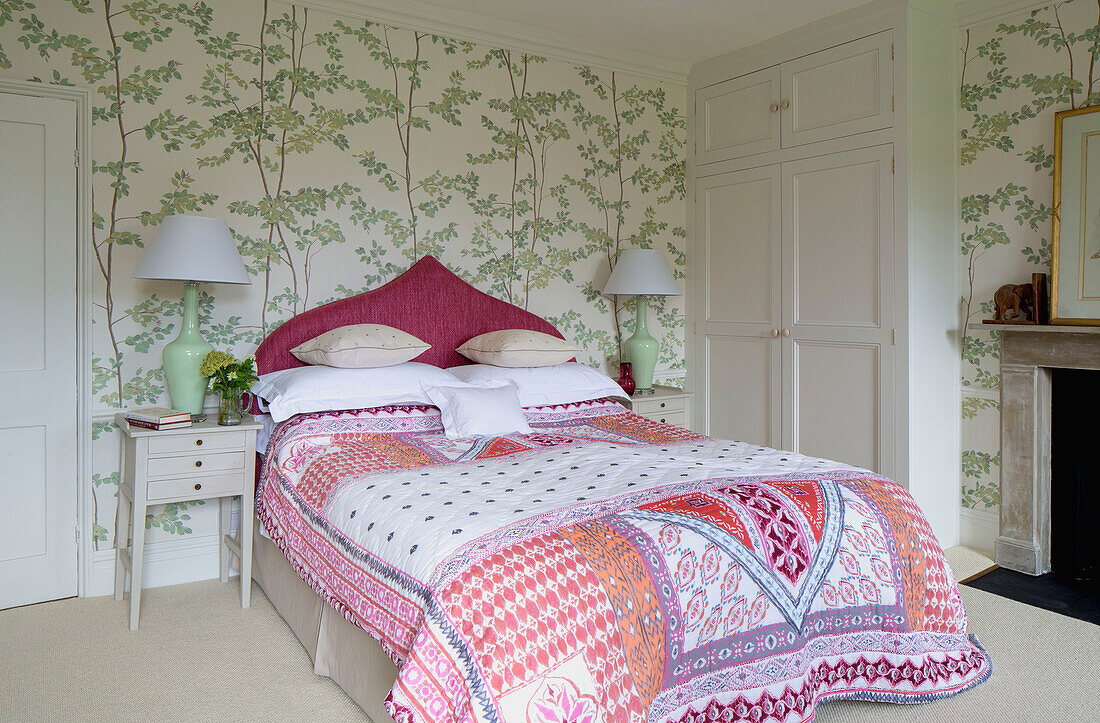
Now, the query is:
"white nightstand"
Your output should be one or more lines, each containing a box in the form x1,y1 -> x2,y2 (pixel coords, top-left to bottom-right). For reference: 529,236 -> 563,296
630,385 -> 693,429
113,413 -> 261,630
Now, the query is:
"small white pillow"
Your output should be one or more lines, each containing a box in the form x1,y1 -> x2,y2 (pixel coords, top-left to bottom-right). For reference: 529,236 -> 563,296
457,329 -> 580,368
448,362 -> 627,408
422,382 -> 533,440
252,362 -> 460,423
290,324 -> 430,368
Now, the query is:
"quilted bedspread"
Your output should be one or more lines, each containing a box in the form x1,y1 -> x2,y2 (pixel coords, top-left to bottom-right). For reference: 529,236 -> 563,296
256,399 -> 990,723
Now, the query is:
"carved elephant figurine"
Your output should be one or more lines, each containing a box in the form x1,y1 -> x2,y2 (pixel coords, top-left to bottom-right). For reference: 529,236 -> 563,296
993,283 -> 1034,322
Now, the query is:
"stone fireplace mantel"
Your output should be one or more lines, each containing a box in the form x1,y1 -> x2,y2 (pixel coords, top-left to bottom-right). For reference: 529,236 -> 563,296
991,324 -> 1100,575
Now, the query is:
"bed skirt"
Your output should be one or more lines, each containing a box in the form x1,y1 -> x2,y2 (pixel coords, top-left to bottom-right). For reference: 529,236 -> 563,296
252,514 -> 398,722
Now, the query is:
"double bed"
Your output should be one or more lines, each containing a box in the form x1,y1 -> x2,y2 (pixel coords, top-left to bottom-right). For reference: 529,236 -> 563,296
248,256 -> 990,722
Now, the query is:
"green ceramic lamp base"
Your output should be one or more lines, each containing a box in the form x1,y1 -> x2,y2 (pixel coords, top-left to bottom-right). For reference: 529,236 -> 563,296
623,296 -> 659,393
163,282 -> 212,416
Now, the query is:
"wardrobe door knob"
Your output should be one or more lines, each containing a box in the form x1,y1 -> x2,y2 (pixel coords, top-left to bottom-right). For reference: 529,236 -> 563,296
770,102 -> 779,113
780,99 -> 790,109
782,328 -> 791,337
771,328 -> 779,338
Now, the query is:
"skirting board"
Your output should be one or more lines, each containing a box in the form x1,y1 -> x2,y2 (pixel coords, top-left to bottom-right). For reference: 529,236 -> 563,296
86,534 -> 237,598
960,507 -> 999,557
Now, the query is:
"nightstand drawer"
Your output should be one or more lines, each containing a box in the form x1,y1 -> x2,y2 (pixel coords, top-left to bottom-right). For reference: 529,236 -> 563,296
147,451 -> 245,478
633,396 -> 686,415
648,410 -> 686,427
148,430 -> 246,456
147,472 -> 245,502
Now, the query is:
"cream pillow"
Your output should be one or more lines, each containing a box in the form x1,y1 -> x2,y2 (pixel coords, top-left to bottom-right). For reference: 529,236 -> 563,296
290,324 -> 430,368
457,329 -> 581,368
421,381 -> 533,440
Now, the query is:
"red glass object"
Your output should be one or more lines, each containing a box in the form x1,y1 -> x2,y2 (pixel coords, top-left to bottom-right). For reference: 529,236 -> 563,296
617,362 -> 636,396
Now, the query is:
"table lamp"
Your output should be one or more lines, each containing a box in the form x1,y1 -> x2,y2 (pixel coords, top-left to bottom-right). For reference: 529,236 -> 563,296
132,215 -> 250,416
603,248 -> 681,396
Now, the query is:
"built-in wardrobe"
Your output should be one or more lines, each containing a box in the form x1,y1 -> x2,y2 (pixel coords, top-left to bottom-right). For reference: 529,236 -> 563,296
687,0 -> 960,544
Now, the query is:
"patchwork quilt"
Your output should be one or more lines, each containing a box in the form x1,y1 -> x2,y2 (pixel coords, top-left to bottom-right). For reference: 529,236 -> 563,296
256,400 -> 990,723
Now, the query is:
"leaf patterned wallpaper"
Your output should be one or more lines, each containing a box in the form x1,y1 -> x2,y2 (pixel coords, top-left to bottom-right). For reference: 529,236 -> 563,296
958,0 -> 1100,514
0,0 -> 685,551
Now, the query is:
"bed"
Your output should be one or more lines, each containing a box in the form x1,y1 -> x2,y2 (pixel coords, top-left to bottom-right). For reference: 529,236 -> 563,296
249,255 -> 990,722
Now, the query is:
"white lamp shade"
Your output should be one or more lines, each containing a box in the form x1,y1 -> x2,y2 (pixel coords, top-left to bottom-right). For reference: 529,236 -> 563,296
603,248 -> 681,296
132,215 -> 250,284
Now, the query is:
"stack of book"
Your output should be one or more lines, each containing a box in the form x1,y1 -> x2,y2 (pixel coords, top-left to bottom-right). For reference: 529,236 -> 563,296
125,407 -> 192,431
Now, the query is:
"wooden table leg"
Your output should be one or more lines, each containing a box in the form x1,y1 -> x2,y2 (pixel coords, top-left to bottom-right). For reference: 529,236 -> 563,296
240,492 -> 253,609
113,486 -> 130,602
218,496 -> 231,583
128,481 -> 146,631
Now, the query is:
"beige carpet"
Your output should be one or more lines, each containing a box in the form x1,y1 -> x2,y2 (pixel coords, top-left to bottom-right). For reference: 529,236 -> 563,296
2,547 -> 1097,722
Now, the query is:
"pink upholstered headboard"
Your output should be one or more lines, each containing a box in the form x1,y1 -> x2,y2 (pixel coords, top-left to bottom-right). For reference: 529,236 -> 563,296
254,255 -> 567,376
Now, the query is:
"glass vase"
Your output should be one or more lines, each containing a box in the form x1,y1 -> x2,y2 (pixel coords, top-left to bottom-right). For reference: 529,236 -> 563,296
616,362 -> 636,396
217,389 -> 242,426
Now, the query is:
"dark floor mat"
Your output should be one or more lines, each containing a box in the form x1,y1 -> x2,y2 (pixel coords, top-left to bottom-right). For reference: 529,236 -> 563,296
964,567 -> 1100,626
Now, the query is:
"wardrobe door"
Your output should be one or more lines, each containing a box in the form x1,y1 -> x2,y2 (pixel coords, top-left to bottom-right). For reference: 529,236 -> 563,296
780,31 -> 893,148
780,145 -> 894,475
694,167 -> 782,446
695,66 -> 781,165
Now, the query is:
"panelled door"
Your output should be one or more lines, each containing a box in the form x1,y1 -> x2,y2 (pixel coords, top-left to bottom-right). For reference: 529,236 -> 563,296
780,31 -> 893,148
780,145 -> 894,475
695,66 -> 781,165
694,166 -> 782,446
0,91 -> 78,609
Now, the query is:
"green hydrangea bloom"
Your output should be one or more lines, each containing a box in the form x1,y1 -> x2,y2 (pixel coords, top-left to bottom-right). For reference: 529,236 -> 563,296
199,350 -> 236,378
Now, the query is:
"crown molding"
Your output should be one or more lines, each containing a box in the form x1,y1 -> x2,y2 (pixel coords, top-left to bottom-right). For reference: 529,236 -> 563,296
292,0 -> 690,84
956,0 -> 1047,27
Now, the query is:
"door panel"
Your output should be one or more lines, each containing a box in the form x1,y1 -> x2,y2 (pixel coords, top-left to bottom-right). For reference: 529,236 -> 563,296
781,31 -> 893,148
703,170 -> 779,324
0,92 -> 78,609
694,168 -> 782,441
788,340 -> 883,472
704,335 -> 778,446
696,66 -> 781,164
784,147 -> 891,329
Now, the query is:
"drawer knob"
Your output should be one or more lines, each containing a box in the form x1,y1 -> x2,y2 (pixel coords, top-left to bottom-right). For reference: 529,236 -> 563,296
195,460 -> 203,468
194,483 -> 202,491
195,439 -> 203,446
660,418 -> 666,423
659,402 -> 666,408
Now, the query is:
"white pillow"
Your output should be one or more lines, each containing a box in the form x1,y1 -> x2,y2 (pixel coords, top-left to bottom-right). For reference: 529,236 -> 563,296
252,362 -> 460,423
290,323 -> 430,368
422,382 -> 533,440
448,362 -> 627,408
457,329 -> 580,367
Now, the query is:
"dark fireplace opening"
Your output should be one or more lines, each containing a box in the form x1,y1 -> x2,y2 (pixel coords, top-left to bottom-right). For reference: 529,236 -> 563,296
1051,368 -> 1100,588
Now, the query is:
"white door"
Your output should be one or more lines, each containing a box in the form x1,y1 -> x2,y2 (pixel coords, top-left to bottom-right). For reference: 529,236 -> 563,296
694,166 -> 782,446
780,31 -> 893,148
695,66 -> 781,164
781,145 -> 894,475
0,92 -> 78,609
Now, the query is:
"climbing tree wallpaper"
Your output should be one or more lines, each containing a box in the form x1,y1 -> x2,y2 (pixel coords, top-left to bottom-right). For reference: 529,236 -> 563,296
958,0 -> 1100,516
0,0 -> 685,553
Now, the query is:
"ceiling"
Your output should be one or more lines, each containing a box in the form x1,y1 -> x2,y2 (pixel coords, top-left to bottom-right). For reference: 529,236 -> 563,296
418,0 -> 872,66
321,0 -> 881,82
324,0 -> 1026,82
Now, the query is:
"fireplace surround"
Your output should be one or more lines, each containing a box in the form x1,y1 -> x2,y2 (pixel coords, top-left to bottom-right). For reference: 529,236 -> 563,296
995,326 -> 1100,575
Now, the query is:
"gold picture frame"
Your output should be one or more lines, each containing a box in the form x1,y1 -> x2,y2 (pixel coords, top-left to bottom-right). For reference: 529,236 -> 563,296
1051,104 -> 1100,325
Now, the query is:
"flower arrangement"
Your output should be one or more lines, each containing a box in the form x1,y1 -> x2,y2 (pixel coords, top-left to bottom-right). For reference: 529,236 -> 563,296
199,351 -> 259,425
199,350 -> 258,394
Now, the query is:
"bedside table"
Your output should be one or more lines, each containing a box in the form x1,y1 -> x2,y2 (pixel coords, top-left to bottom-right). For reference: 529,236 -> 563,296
630,385 -> 693,429
113,413 -> 261,630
